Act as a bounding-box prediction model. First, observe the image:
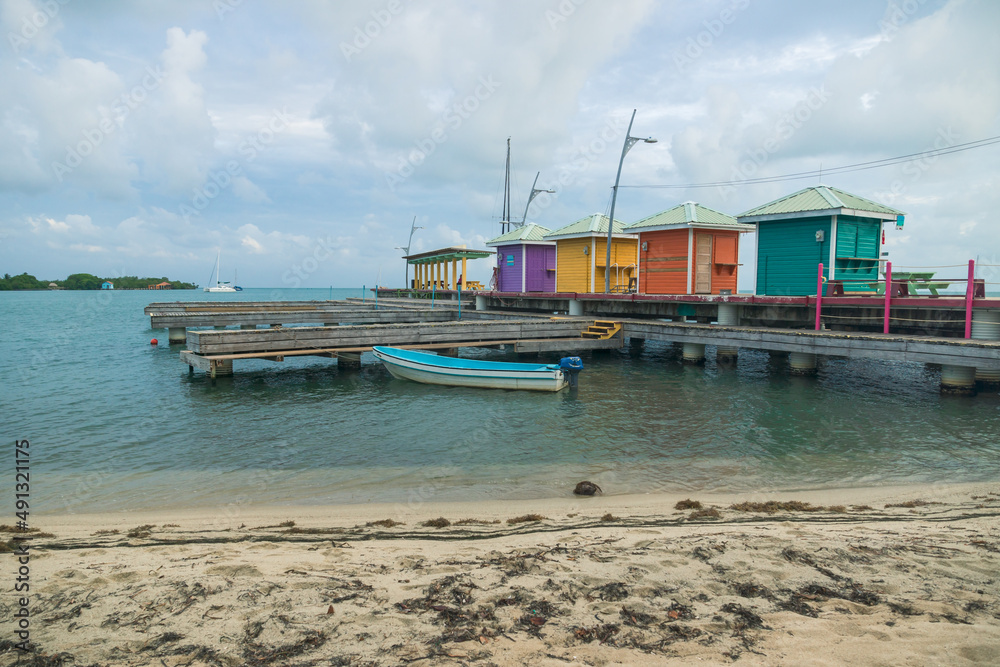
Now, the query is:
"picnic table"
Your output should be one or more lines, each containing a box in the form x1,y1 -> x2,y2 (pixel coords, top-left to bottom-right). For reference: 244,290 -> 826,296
870,271 -> 952,297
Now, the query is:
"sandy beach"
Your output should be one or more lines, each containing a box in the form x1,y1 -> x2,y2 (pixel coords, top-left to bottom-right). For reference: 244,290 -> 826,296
5,483 -> 1000,666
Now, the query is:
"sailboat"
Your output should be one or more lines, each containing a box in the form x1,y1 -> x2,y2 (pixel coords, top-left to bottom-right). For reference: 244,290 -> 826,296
204,251 -> 237,292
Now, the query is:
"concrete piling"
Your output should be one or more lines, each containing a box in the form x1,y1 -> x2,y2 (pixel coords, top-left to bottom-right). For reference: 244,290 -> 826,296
971,311 -> 1000,388
941,364 -> 977,396
682,343 -> 706,364
789,352 -> 818,375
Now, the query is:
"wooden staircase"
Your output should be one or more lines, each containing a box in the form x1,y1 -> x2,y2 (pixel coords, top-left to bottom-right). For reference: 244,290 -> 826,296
582,320 -> 622,339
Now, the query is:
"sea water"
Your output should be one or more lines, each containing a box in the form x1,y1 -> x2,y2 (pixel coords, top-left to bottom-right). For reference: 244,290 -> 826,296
3,288 -> 999,514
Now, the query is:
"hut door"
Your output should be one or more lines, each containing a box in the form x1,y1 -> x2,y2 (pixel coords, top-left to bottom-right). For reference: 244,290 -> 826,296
694,234 -> 712,293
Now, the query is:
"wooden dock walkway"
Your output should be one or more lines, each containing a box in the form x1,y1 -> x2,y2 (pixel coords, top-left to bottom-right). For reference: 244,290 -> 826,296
179,318 -> 622,377
151,295 -> 1000,393
623,320 -> 1000,370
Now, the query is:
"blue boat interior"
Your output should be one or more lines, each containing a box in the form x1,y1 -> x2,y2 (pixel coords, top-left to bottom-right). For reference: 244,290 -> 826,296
373,346 -> 559,372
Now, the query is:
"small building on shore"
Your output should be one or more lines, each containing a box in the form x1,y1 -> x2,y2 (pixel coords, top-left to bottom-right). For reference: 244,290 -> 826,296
485,223 -> 556,292
625,202 -> 753,295
543,214 -> 637,293
101,281 -> 114,290
738,185 -> 904,296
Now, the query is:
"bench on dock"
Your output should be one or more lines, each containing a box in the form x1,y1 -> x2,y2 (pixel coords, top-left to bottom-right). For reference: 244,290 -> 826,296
867,271 -> 952,297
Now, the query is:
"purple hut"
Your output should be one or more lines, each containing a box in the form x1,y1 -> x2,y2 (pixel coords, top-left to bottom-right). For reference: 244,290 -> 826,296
485,223 -> 556,292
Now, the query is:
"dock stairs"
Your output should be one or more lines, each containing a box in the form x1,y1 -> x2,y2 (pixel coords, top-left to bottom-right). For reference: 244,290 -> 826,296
582,320 -> 622,340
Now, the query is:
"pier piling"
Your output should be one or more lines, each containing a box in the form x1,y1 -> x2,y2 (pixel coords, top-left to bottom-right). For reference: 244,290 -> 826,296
789,352 -> 818,375
338,351 -> 362,369
682,342 -> 706,364
941,364 -> 976,396
972,311 -> 1000,388
715,303 -> 739,363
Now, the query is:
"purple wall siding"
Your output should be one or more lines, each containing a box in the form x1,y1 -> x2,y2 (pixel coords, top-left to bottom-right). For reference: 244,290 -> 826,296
497,244 -> 523,292
525,245 -> 555,291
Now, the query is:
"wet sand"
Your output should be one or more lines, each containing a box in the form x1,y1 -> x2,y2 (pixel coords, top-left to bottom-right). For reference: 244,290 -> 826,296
5,484 -> 1000,666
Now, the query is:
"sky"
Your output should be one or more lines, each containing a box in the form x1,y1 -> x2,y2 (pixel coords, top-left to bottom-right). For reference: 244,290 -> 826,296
1,0 -> 998,289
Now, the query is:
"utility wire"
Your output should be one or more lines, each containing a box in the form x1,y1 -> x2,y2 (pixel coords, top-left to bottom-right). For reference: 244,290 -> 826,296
619,135 -> 1000,190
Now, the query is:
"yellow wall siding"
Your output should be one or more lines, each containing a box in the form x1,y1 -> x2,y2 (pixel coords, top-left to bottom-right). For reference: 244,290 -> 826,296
595,238 -> 639,290
555,238 -> 592,292
554,236 -> 638,292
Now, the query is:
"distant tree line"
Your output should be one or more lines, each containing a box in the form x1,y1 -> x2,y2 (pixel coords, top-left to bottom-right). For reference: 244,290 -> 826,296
0,272 -> 197,290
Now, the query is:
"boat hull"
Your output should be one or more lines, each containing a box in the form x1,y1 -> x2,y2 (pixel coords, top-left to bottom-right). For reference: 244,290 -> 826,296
372,347 -> 567,391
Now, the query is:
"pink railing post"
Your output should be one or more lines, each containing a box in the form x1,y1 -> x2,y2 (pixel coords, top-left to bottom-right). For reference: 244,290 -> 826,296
815,262 -> 824,331
965,259 -> 975,339
883,261 -> 892,334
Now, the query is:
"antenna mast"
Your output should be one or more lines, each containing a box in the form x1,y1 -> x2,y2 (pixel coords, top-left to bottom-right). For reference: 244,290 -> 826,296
501,137 -> 511,233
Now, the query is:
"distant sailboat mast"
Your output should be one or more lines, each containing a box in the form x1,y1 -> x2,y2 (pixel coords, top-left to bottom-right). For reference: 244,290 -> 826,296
501,137 -> 511,234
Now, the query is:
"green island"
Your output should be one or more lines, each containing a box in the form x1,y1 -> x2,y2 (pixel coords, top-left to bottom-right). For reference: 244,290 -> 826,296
0,272 -> 197,291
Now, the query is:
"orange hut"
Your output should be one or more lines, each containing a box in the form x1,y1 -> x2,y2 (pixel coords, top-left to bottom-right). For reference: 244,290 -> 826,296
625,202 -> 753,295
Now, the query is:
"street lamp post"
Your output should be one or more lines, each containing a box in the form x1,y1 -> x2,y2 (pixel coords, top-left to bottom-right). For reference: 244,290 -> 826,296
604,109 -> 657,293
517,172 -> 555,227
396,216 -> 424,288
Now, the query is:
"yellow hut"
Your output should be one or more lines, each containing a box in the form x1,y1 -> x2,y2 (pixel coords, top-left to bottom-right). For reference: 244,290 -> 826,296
543,214 -> 638,293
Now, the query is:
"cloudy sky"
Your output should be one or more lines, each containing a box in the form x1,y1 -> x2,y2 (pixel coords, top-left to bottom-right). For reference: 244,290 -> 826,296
1,0 -> 998,289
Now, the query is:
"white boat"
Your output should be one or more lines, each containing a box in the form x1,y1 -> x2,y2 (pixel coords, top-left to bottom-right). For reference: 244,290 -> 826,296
371,346 -> 582,392
204,251 -> 237,293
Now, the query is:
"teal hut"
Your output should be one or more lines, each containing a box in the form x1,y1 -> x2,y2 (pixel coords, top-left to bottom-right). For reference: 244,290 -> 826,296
737,186 -> 904,295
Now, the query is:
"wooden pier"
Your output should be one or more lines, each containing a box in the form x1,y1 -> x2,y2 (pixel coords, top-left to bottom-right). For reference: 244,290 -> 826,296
622,320 -> 1000,370
176,317 -> 622,378
150,294 -> 1000,393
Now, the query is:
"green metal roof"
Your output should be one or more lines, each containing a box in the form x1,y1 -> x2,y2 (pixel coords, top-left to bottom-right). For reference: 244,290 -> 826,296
626,202 -> 752,231
485,223 -> 552,245
543,213 -> 630,239
404,246 -> 494,264
738,186 -> 905,219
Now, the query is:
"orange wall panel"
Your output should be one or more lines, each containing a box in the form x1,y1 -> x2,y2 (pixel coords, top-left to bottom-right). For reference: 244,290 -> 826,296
711,231 -> 740,294
639,230 -> 688,294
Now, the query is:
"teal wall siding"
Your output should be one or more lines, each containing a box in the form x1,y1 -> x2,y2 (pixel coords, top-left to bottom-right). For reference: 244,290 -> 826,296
834,216 -> 881,291
756,217 -> 832,295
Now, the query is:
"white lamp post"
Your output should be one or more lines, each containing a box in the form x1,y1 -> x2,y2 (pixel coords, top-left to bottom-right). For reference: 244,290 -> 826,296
605,109 -> 656,293
396,216 -> 424,288
517,172 -> 555,227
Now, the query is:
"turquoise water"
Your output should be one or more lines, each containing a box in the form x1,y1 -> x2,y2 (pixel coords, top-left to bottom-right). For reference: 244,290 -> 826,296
3,288 -> 999,515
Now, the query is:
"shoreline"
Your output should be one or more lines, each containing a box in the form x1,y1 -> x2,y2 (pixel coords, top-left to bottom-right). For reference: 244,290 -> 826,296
33,480 -> 1000,531
12,482 -> 999,665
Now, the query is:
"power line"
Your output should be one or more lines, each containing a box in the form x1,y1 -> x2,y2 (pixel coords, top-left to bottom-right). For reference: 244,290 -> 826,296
619,134 -> 1000,190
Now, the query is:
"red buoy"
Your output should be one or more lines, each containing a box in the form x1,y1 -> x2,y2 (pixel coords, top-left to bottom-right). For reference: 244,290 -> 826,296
150,338 -> 158,345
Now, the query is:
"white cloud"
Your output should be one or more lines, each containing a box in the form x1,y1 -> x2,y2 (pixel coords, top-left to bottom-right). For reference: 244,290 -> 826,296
0,0 -> 997,287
